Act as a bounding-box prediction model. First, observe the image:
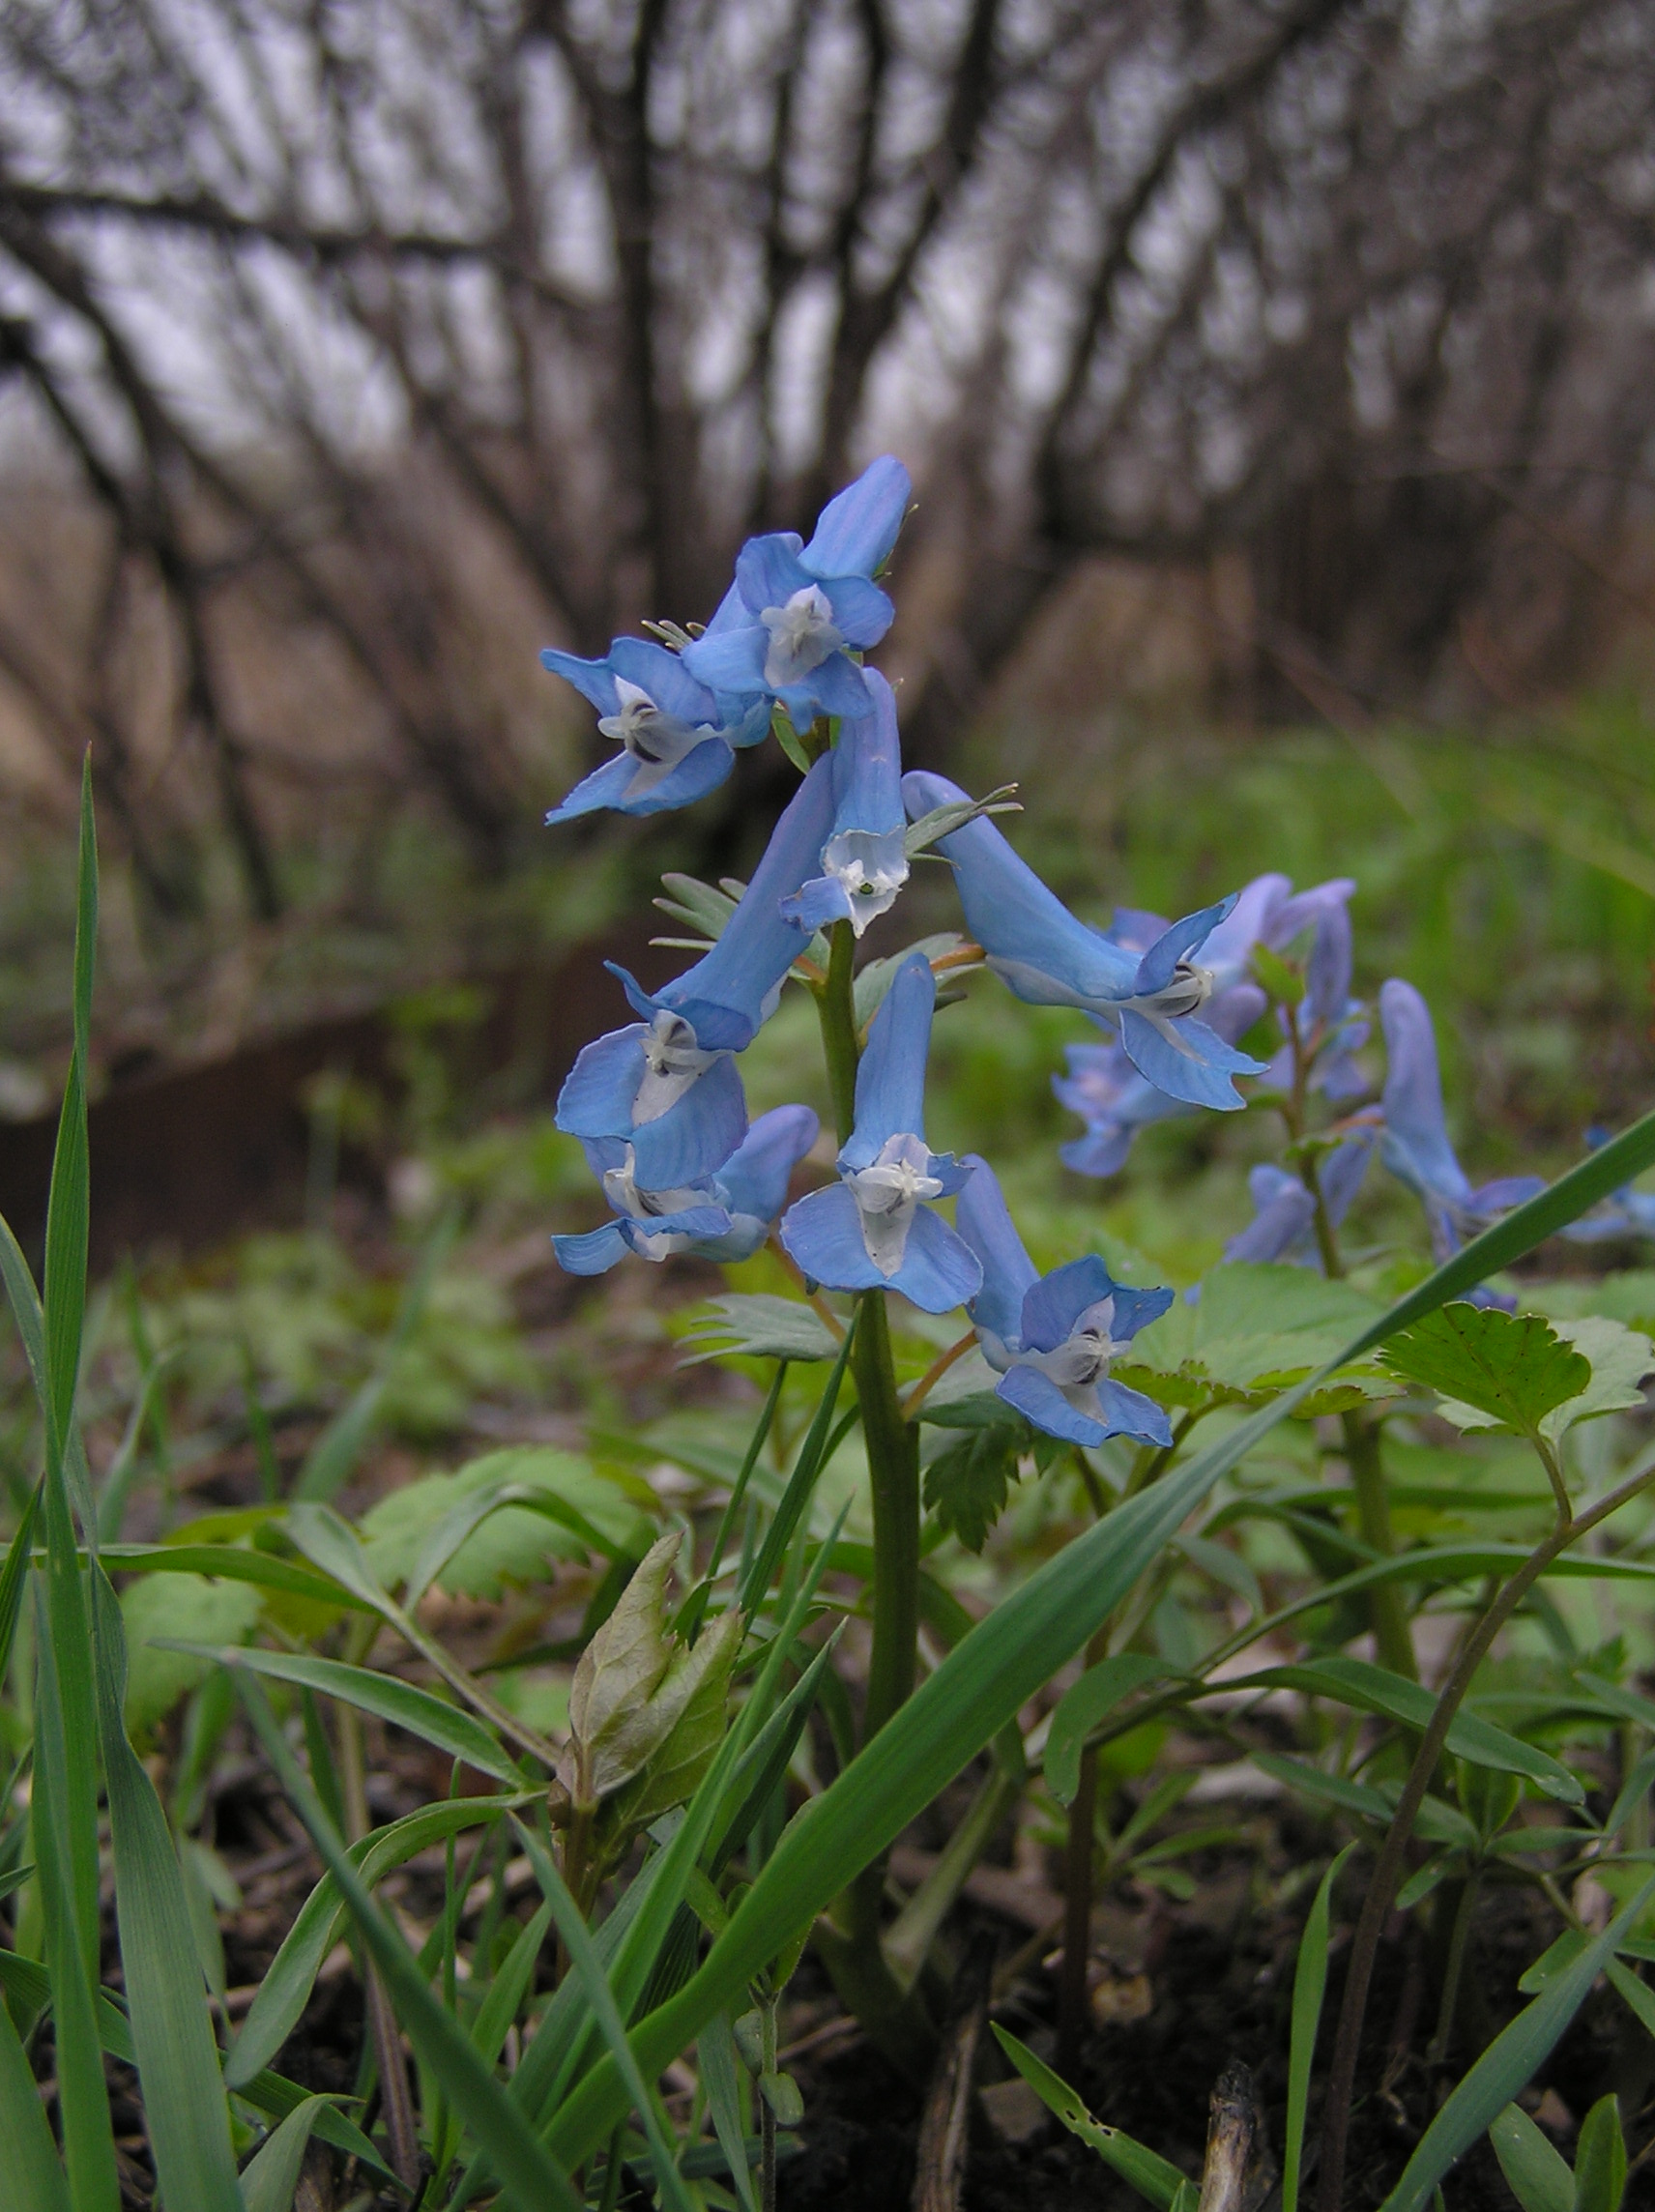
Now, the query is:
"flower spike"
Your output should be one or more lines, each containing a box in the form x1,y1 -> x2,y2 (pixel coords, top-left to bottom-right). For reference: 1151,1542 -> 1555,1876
541,636 -> 769,825
781,669 -> 909,938
902,770 -> 1265,1110
682,455 -> 912,727
779,954 -> 981,1311
955,1158 -> 1173,1448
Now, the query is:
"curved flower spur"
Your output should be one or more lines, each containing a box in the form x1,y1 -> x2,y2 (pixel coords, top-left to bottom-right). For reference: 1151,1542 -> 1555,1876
553,1104 -> 821,1275
779,953 -> 982,1311
682,454 -> 911,728
954,1156 -> 1174,1447
554,752 -> 836,1186
901,770 -> 1266,1111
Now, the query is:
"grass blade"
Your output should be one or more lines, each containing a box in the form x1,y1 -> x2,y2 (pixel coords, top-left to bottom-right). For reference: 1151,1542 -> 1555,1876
234,1669 -> 585,2212
991,2026 -> 1186,2205
1488,2105 -> 1574,2212
698,2009 -> 758,2212
165,1644 -> 521,1786
0,1479 -> 41,1684
89,1565 -> 244,2212
542,1135 -> 1647,2168
239,2092 -> 336,2212
514,1819 -> 699,2212
740,1322 -> 857,1611
1282,1845 -> 1356,2212
1379,1875 -> 1655,2212
0,1975 -> 71,2212
226,1794 -> 520,2088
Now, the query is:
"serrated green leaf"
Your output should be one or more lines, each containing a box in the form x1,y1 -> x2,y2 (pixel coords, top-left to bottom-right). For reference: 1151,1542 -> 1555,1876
122,1574 -> 265,1736
1381,1305 -> 1589,1437
921,1425 -> 1022,1552
358,1447 -> 640,1600
1539,1317 -> 1653,1445
1489,2104 -> 1574,2212
678,1295 -> 841,1366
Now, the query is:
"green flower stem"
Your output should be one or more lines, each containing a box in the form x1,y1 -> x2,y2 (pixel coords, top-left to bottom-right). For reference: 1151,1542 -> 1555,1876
1340,1409 -> 1417,1681
818,918 -> 859,1144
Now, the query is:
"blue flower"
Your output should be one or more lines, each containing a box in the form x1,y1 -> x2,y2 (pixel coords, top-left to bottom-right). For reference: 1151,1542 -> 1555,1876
556,755 -> 836,1180
541,636 -> 769,825
954,1157 -> 1174,1448
554,1105 -> 821,1275
1379,979 -> 1543,1264
901,771 -> 1266,1110
1056,983 -> 1267,1178
1258,883 -> 1369,1102
1222,1116 -> 1379,1266
1559,1129 -> 1655,1243
779,954 -> 981,1311
682,456 -> 911,727
779,669 -> 908,938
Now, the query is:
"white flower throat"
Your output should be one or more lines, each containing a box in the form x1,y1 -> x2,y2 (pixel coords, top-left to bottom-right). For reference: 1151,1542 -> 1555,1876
632,1010 -> 723,1125
1016,1297 -> 1124,1407
844,1132 -> 941,1276
824,828 -> 908,936
761,585 -> 843,687
598,678 -> 715,793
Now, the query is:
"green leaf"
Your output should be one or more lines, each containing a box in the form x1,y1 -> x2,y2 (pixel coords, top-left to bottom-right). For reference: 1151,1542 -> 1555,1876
613,1606 -> 742,1832
699,2012 -> 759,2212
1572,2095 -> 1626,2212
1381,1874 -> 1655,2212
653,872 -> 740,942
990,2026 -> 1188,2206
1045,1656 -> 1172,1806
239,2093 -> 337,2212
739,1322 -> 858,1608
769,704 -> 812,774
235,1674 -> 585,2212
543,1114 -> 1655,2169
469,1901 -> 553,2073
1283,1846 -> 1357,2212
1121,1263 -> 1396,1412
123,1575 -> 265,1735
678,1295 -> 842,1365
853,936 -> 984,1029
169,1644 -> 521,1785
0,1481 -> 39,1687
1239,1657 -> 1584,1802
1540,1318 -> 1653,1444
513,1821 -> 698,2212
1380,1305 -> 1589,1437
226,1795 -> 520,2087
360,1447 -> 640,1602
89,1563 -> 245,2212
0,1979 -> 70,2212
921,1424 -> 1022,1552
1489,2104 -> 1574,2212
902,787 -> 1020,859
562,1534 -> 682,1803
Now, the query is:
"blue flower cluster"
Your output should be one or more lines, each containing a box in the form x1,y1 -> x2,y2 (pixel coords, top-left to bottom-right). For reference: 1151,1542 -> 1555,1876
540,453 -> 1605,1452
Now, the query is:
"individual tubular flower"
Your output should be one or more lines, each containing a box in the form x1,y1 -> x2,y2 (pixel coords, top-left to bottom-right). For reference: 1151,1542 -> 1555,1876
1379,979 -> 1544,1263
954,1157 -> 1174,1448
1056,983 -> 1267,1178
556,755 -> 835,1183
554,1105 -> 821,1275
780,669 -> 908,937
901,771 -> 1265,1110
682,455 -> 912,726
1222,1116 -> 1379,1266
779,954 -> 980,1311
541,637 -> 769,825
1260,888 -> 1369,1101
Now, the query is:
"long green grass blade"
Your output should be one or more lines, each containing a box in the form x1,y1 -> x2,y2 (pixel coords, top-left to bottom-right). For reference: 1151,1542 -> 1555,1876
89,1566 -> 243,2212
0,1978 -> 70,2212
740,1322 -> 857,1610
543,1135 -> 1644,2168
698,2009 -> 758,2212
513,1820 -> 698,2212
1488,2105 -> 1574,2212
1380,1875 -> 1655,2212
991,2026 -> 1186,2205
234,1671 -> 585,2212
165,1644 -> 520,1785
239,2092 -> 335,2212
1282,1845 -> 1355,2212
0,1480 -> 41,1685
227,1794 -> 520,2087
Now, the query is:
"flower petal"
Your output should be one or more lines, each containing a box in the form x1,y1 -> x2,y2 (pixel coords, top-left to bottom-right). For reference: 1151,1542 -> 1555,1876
556,1026 -> 648,1140
681,622 -> 769,696
735,533 -> 814,613
778,650 -> 876,723
1092,1376 -> 1175,1447
552,1222 -> 629,1275
1116,1008 -> 1262,1110
1131,898 -> 1236,996
821,573 -> 895,649
545,752 -> 655,827
1379,978 -> 1472,1208
604,636 -> 721,725
1224,1166 -> 1318,1264
779,1181 -> 886,1292
626,1054 -> 749,1189
538,647 -> 622,715
995,1363 -> 1109,1445
716,1104 -> 821,1223
800,455 -> 913,578
1018,1256 -> 1118,1353
886,1203 -> 983,1313
955,1155 -> 1039,1351
840,953 -> 935,1169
